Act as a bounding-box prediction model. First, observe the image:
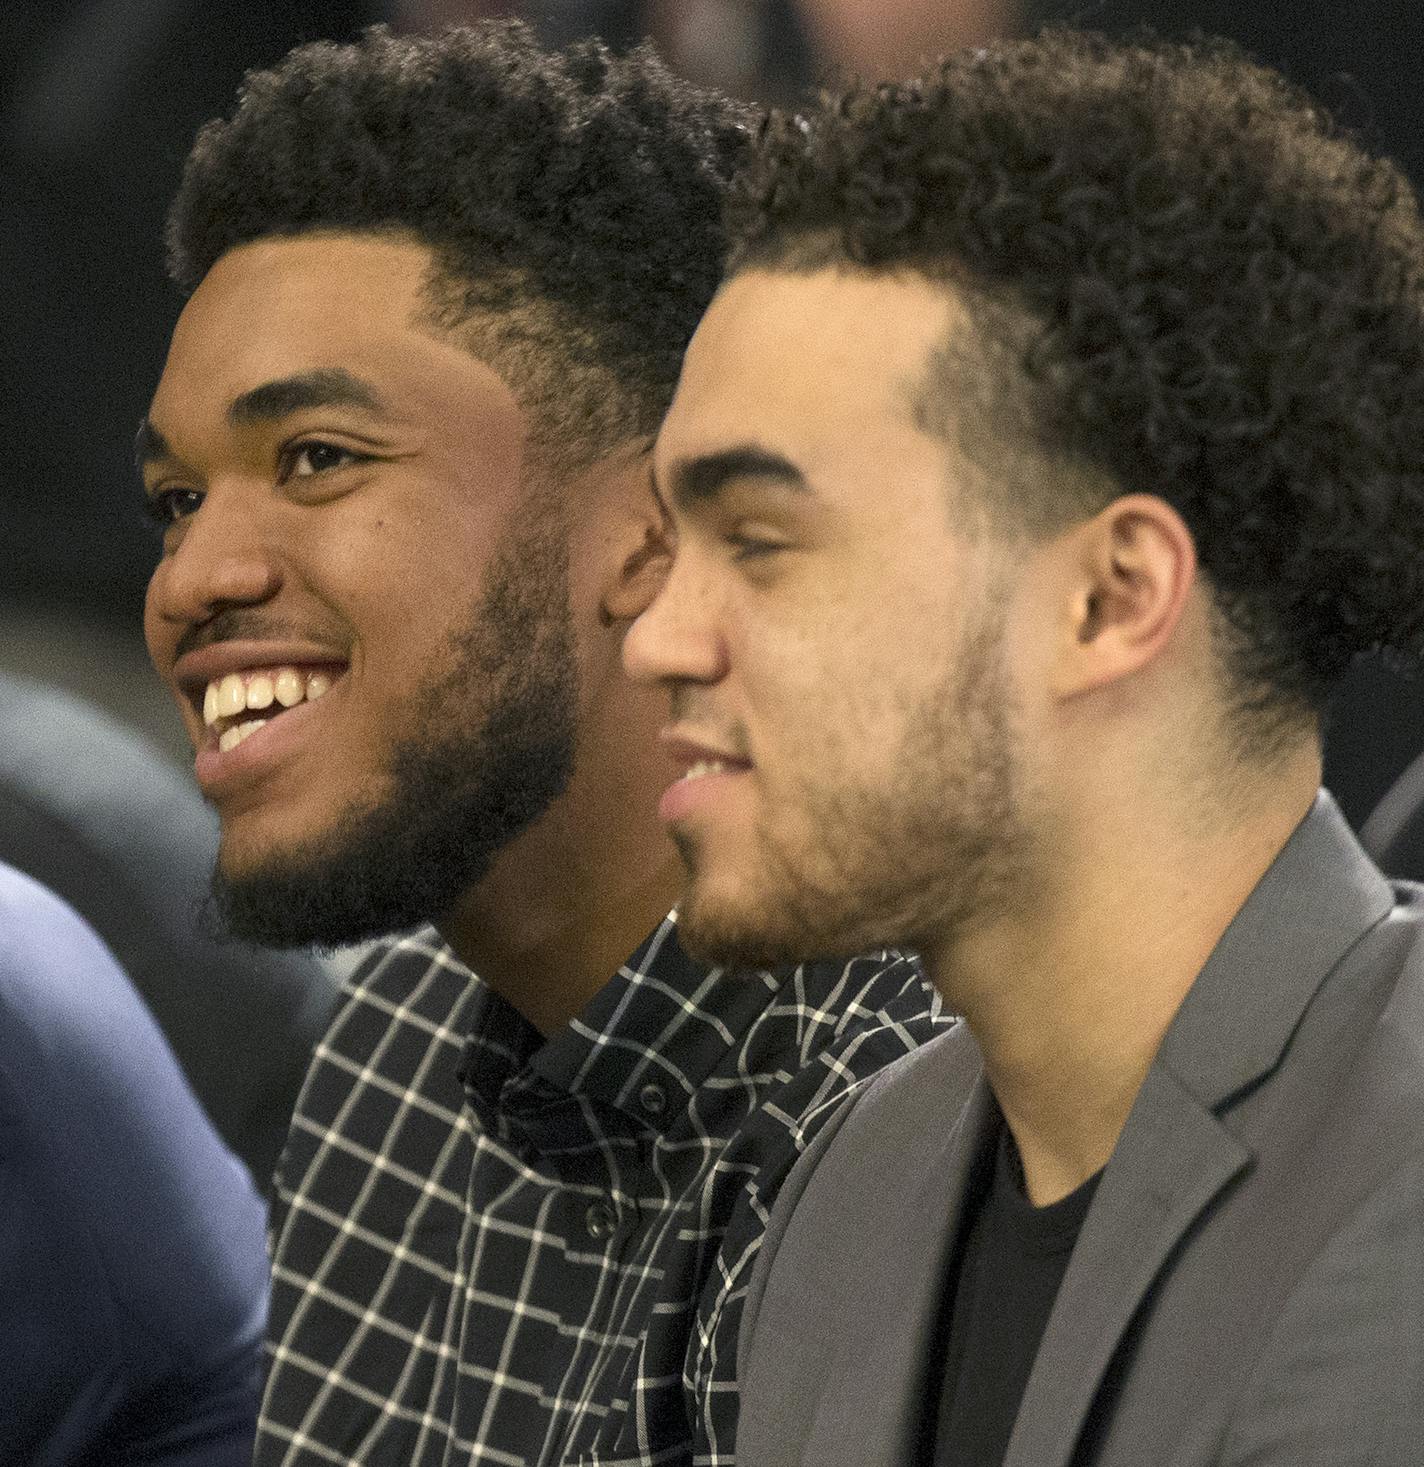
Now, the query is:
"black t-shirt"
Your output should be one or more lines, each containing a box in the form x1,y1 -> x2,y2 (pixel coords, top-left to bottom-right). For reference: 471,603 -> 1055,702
927,1127 -> 1102,1467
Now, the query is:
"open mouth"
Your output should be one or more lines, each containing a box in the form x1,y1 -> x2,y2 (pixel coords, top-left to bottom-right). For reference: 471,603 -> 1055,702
200,665 -> 344,752
657,741 -> 756,827
675,757 -> 752,783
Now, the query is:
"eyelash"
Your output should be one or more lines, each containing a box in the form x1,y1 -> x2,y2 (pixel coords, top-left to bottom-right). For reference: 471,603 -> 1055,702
142,487 -> 202,528
726,530 -> 787,562
142,438 -> 368,529
277,439 -> 366,481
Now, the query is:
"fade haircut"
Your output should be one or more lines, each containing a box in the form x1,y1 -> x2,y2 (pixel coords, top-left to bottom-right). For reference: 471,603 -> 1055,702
167,22 -> 754,467
728,30 -> 1424,725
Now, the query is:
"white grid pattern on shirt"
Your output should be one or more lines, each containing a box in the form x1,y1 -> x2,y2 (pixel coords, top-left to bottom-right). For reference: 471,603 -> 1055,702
256,916 -> 949,1465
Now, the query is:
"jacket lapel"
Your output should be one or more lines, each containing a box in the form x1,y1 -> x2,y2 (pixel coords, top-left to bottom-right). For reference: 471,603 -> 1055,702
1006,795 -> 1393,1467
1004,1067 -> 1249,1467
803,1048 -> 999,1467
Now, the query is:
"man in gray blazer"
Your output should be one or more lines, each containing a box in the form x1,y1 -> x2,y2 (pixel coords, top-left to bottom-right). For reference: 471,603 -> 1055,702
625,29 -> 1424,1466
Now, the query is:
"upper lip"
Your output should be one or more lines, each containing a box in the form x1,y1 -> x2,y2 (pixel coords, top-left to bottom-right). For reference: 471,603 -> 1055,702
659,731 -> 753,774
171,640 -> 350,700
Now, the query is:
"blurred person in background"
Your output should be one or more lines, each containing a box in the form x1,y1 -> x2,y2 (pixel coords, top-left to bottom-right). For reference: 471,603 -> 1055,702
0,861 -> 266,1466
2,0 -> 378,623
140,22 -> 944,1467
0,671 -> 339,1188
396,0 -> 1013,100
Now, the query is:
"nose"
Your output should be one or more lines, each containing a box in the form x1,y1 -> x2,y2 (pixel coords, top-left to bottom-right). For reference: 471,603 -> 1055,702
624,547 -> 729,689
145,481 -> 283,640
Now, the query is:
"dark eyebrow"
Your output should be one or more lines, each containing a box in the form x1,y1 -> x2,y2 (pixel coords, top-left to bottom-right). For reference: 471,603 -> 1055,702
665,444 -> 809,511
228,367 -> 388,426
134,368 -> 388,479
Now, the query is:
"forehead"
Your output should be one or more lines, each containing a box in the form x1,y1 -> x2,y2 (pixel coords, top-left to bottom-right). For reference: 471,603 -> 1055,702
149,233 -> 519,434
658,267 -> 959,481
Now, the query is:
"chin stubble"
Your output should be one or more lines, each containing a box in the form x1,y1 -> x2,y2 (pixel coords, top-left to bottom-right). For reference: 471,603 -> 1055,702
674,590 -> 1028,970
205,517 -> 578,949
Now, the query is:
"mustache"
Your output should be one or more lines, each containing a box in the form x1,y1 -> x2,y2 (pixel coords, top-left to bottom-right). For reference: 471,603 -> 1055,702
173,608 -> 331,661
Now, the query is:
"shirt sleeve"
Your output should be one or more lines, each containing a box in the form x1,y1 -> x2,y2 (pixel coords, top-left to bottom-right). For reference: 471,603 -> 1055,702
0,866 -> 267,1466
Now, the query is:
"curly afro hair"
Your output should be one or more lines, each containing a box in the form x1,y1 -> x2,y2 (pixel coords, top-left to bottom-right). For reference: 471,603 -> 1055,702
729,29 -> 1424,719
166,21 -> 754,465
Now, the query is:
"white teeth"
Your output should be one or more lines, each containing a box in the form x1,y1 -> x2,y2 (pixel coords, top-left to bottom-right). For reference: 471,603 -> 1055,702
217,718 -> 269,754
217,725 -> 241,753
203,666 -> 338,732
682,759 -> 730,782
273,669 -> 304,707
217,673 -> 246,718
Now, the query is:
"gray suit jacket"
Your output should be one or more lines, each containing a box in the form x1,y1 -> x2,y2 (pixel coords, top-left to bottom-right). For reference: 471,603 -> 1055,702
738,795 -> 1424,1466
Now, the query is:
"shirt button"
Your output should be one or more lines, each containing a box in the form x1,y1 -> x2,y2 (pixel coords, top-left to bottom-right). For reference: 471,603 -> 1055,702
638,1082 -> 667,1117
585,1199 -> 619,1241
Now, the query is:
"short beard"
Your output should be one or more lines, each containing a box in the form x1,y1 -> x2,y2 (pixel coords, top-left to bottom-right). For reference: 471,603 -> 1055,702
674,590 -> 1028,971
207,516 -> 577,949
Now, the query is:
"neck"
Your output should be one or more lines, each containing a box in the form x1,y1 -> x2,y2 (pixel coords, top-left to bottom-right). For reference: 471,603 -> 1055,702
924,747 -> 1321,1205
438,693 -> 685,1037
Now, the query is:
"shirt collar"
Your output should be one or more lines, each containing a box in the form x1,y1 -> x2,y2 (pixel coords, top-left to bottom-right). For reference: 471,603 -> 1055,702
456,913 -> 789,1148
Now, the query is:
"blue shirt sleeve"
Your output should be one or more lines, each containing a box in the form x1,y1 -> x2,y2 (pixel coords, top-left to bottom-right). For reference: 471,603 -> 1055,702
0,864 -> 267,1466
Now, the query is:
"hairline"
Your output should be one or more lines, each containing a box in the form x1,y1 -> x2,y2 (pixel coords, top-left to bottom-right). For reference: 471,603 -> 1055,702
198,223 -> 652,474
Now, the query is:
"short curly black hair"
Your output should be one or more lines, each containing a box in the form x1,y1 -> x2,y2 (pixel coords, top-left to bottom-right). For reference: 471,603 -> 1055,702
166,21 -> 754,465
729,29 -> 1424,720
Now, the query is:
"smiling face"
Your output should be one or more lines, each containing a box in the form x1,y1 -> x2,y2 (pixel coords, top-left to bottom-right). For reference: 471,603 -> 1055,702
142,233 -> 579,945
625,267 -> 1037,967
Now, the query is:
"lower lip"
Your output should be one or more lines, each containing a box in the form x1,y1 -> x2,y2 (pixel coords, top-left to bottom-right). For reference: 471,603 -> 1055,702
659,767 -> 751,824
192,684 -> 341,797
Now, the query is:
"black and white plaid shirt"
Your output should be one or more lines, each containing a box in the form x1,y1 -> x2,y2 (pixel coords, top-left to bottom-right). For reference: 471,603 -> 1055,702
256,914 -> 948,1466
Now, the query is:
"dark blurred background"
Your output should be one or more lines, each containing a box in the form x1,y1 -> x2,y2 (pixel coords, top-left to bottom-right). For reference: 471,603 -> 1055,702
3,0 -> 1421,826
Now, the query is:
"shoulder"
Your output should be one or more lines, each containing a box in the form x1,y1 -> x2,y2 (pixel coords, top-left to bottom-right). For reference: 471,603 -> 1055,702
692,1023 -> 975,1397
269,929 -> 480,1218
1222,1143 -> 1424,1465
0,866 -> 265,1427
742,1021 -> 978,1314
697,955 -> 951,1256
0,861 -> 111,998
0,675 -> 339,1182
739,951 -> 953,1134
0,864 -> 198,1114
300,928 -> 479,1086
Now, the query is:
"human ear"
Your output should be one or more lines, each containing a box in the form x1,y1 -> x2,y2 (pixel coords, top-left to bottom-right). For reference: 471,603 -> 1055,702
1051,494 -> 1198,698
601,467 -> 676,625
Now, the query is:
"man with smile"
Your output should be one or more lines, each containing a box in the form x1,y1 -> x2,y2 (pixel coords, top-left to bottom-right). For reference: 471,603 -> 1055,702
627,30 -> 1424,1467
139,22 -> 945,1467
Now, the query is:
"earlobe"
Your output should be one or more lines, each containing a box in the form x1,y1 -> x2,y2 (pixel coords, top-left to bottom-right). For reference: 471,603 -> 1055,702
1057,494 -> 1197,696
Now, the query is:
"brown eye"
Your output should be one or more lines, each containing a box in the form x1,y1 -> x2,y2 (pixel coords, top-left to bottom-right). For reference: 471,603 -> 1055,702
144,487 -> 204,527
284,440 -> 356,478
